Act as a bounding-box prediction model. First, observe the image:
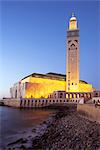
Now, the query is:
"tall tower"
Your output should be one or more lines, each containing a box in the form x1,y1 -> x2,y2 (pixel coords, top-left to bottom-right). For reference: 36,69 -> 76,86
66,13 -> 79,92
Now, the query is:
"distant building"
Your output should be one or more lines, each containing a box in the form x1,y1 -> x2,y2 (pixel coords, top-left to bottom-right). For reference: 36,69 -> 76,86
10,13 -> 95,99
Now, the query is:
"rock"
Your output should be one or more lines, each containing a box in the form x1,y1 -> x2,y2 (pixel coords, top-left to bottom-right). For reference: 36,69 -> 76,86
7,138 -> 27,146
32,128 -> 36,132
20,145 -> 26,150
43,121 -> 47,124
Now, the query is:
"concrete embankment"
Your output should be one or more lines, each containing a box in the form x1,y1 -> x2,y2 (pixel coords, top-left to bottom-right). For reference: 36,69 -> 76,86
1,98 -> 80,108
1,99 -> 20,107
77,104 -> 100,124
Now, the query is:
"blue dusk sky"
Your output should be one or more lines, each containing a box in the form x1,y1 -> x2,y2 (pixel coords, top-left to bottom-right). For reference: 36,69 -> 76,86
0,0 -> 100,98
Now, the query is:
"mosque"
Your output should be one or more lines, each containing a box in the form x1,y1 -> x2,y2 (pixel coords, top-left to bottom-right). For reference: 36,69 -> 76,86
10,14 -> 95,100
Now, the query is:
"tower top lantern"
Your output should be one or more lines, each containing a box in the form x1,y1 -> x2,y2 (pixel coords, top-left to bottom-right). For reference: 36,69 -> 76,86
69,13 -> 77,30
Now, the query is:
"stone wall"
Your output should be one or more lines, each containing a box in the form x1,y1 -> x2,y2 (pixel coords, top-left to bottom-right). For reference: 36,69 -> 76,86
3,99 -> 20,107
77,104 -> 100,124
2,98 -> 82,108
20,98 -> 81,108
92,97 -> 100,103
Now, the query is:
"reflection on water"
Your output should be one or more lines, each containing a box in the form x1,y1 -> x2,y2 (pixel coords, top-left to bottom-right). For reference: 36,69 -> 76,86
0,106 -> 54,148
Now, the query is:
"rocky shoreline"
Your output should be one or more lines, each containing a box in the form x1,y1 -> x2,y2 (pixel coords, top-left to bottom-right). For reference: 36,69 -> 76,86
6,105 -> 100,150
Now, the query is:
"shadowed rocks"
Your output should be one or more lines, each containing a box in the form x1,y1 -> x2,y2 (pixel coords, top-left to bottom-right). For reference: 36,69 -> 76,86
31,105 -> 100,150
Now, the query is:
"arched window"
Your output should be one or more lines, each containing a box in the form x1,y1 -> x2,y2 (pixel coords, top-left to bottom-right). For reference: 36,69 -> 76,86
68,40 -> 71,43
15,89 -> 17,98
71,43 -> 75,47
96,93 -> 98,97
28,100 -> 30,106
31,100 -> 33,106
75,40 -> 78,43
24,100 -> 26,106
70,43 -> 76,51
60,93 -> 63,98
20,100 -> 23,106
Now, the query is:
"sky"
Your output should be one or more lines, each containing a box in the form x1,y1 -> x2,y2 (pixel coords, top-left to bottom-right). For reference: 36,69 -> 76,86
0,0 -> 100,98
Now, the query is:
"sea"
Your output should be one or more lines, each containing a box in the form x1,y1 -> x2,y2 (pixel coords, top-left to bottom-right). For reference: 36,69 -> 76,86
0,106 -> 54,149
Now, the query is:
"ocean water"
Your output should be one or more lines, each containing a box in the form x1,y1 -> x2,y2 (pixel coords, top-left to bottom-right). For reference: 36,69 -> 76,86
0,106 -> 54,149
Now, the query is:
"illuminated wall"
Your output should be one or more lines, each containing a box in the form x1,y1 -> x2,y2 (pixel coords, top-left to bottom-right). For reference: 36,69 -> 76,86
20,76 -> 93,98
79,82 -> 93,92
22,77 -> 65,98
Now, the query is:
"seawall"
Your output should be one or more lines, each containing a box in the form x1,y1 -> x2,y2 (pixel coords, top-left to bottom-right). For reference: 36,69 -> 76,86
1,99 -> 20,108
1,98 -> 81,108
77,104 -> 100,124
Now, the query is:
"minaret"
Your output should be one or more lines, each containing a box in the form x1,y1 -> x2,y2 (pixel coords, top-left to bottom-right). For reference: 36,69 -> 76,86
66,13 -> 79,92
